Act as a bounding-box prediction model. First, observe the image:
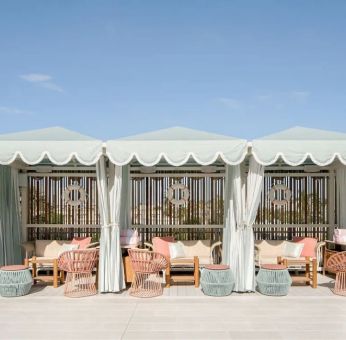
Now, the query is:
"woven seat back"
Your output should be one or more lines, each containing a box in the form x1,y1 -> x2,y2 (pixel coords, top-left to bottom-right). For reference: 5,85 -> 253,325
128,249 -> 167,273
58,249 -> 99,273
327,251 -> 346,272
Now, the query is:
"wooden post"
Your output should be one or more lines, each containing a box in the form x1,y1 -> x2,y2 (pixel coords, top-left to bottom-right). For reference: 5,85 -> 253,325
60,270 -> 65,284
165,260 -> 171,288
328,169 -> 336,240
53,259 -> 58,288
95,260 -> 99,290
194,256 -> 199,288
312,258 -> 318,288
305,256 -> 310,285
32,256 -> 37,279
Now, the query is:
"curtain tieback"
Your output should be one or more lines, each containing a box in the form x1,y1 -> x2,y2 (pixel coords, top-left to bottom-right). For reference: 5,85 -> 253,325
102,223 -> 120,229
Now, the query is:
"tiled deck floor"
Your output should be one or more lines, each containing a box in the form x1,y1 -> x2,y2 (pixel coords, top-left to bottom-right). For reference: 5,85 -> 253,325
1,274 -> 346,340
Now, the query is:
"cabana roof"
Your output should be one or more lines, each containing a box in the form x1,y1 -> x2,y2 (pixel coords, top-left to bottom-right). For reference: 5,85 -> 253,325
0,127 -> 103,165
252,126 -> 346,166
106,126 -> 248,166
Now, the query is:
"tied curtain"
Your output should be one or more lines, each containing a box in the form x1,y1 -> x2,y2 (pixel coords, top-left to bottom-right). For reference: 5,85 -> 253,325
223,157 -> 264,292
96,156 -> 127,292
0,166 -> 22,266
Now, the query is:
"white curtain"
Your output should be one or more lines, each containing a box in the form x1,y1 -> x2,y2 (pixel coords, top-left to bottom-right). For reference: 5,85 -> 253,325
0,166 -> 22,266
223,157 -> 264,292
336,165 -> 346,228
96,156 -> 125,293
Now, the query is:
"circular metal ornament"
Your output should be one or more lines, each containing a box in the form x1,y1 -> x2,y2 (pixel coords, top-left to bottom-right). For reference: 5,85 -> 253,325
269,184 -> 291,206
63,184 -> 86,207
167,183 -> 190,206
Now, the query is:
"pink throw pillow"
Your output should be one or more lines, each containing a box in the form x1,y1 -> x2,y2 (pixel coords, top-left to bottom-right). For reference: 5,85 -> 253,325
71,237 -> 92,250
152,236 -> 174,258
293,237 -> 317,258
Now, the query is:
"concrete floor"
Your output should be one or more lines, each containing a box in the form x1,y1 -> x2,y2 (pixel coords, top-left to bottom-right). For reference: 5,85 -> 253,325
1,274 -> 346,340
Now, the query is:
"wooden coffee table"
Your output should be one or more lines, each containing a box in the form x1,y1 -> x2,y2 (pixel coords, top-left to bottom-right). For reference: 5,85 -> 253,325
24,257 -> 63,288
278,257 -> 317,288
167,257 -> 200,288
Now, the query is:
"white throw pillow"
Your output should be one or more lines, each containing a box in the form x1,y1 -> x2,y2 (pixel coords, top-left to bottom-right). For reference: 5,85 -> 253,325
169,242 -> 185,259
283,242 -> 304,258
58,243 -> 79,257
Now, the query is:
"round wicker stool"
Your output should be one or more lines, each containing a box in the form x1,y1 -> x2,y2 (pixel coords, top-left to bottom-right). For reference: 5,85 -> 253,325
200,265 -> 235,297
256,264 -> 292,296
0,265 -> 33,297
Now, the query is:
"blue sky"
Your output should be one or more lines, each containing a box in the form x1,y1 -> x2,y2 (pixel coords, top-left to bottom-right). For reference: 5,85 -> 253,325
1,0 -> 346,139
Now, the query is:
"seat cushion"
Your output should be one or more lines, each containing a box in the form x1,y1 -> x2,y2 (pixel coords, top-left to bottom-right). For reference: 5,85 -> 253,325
171,256 -> 212,266
259,256 -> 279,265
35,240 -> 71,258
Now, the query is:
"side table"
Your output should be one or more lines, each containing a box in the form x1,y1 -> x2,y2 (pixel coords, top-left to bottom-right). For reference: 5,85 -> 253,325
0,265 -> 33,297
256,264 -> 292,296
200,264 -> 234,296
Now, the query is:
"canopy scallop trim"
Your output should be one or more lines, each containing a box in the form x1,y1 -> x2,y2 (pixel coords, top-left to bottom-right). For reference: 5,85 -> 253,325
105,127 -> 248,166
106,149 -> 248,166
0,127 -> 103,165
251,127 -> 346,166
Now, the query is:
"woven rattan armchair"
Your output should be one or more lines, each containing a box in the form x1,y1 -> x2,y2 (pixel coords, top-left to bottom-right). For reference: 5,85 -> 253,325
58,249 -> 99,298
326,251 -> 346,296
128,249 -> 167,298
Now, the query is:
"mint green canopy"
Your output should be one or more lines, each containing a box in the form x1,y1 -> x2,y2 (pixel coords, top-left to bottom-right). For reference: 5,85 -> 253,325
0,127 -> 103,165
106,127 -> 248,166
252,126 -> 346,166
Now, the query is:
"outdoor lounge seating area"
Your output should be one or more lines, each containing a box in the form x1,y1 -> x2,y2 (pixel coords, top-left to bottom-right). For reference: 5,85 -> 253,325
1,126 -> 346,301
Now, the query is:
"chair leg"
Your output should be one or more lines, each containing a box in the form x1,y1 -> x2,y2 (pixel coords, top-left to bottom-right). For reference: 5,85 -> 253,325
332,271 -> 346,296
64,272 -> 97,298
194,256 -> 199,288
130,272 -> 163,298
165,263 -> 171,288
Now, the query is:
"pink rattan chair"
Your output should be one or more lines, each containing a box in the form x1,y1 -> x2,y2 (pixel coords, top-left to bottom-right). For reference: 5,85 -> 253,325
128,249 -> 167,298
326,251 -> 346,296
58,249 -> 99,298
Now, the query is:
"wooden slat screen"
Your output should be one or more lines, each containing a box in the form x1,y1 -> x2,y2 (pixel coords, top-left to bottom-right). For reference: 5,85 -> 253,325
27,173 -> 99,225
130,171 -> 224,227
254,170 -> 332,241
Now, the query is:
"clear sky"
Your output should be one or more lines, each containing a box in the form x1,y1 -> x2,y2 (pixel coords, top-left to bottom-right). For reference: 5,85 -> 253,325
1,0 -> 346,139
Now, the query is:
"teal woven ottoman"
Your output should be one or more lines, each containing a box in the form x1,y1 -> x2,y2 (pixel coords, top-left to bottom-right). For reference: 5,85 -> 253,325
256,264 -> 292,296
200,265 -> 235,296
0,265 -> 33,297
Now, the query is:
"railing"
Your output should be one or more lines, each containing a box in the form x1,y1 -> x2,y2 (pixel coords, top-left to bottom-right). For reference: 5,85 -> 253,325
27,223 -> 333,245
137,226 -> 223,247
27,225 -> 101,242
253,224 -> 333,241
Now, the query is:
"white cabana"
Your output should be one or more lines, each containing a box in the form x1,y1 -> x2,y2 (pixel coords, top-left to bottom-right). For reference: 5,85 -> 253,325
105,126 -> 250,292
252,126 -> 346,231
106,126 -> 248,166
0,127 -> 103,267
0,126 -> 103,165
252,126 -> 346,166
